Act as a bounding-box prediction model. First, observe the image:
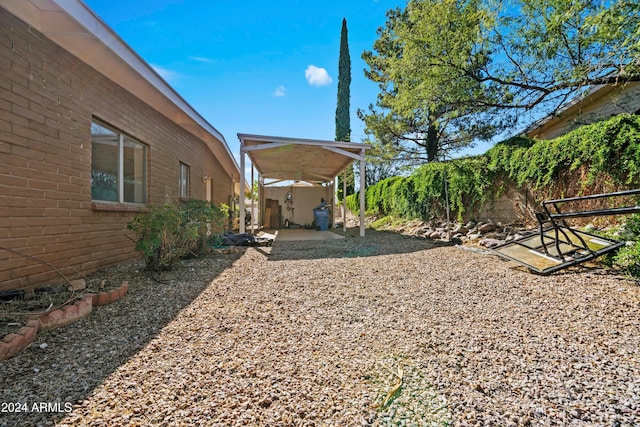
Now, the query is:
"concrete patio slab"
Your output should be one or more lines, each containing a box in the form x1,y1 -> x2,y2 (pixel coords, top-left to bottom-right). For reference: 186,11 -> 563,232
268,229 -> 345,241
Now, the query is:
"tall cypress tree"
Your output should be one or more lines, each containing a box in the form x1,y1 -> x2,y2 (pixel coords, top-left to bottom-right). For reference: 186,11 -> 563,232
336,17 -> 354,201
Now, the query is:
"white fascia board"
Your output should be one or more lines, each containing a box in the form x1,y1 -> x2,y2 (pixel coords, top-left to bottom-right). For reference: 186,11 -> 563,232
238,133 -> 370,150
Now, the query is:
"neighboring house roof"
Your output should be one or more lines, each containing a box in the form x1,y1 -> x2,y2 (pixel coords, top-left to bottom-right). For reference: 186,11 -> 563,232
0,0 -> 242,186
525,81 -> 640,140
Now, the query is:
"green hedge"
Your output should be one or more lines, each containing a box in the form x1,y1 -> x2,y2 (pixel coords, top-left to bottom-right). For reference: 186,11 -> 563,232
346,114 -> 640,220
485,114 -> 640,190
347,158 -> 492,221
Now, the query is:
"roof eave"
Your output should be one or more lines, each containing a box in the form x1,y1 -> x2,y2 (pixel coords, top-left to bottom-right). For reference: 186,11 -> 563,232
0,0 -> 241,181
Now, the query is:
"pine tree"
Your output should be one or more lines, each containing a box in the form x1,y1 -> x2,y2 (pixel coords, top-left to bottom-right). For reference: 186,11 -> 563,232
336,18 -> 354,201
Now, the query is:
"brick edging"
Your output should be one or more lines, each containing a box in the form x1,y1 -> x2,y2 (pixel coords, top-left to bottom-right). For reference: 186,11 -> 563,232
35,294 -> 94,331
91,281 -> 129,307
0,282 -> 130,360
0,319 -> 39,361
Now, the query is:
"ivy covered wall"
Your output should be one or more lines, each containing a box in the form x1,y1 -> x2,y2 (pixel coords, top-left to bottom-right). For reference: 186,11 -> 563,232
346,114 -> 640,224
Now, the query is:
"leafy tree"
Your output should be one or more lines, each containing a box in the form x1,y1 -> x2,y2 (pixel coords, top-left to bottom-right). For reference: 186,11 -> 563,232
360,1 -> 510,164
476,0 -> 640,112
336,18 -> 355,201
355,140 -> 406,187
361,0 -> 640,165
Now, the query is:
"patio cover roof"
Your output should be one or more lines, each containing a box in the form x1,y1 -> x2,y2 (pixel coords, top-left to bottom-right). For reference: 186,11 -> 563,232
238,134 -> 370,183
237,134 -> 371,236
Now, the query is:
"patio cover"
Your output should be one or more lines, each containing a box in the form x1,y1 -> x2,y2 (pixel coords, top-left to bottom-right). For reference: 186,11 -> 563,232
237,134 -> 371,236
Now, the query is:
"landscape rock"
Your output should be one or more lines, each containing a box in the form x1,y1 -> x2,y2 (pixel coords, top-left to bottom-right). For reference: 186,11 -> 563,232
478,222 -> 498,233
453,225 -> 469,235
479,238 -> 504,249
429,231 -> 443,239
415,227 -> 431,237
2,229 -> 638,426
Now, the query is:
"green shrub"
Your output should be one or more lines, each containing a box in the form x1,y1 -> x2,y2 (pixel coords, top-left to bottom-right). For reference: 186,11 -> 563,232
613,241 -> 640,278
127,199 -> 227,271
345,158 -> 491,221
609,213 -> 640,278
484,114 -> 640,193
127,204 -> 182,271
624,213 -> 640,235
179,199 -> 227,254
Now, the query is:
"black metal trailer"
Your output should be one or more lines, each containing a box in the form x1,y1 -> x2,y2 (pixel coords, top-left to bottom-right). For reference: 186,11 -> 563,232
493,189 -> 640,275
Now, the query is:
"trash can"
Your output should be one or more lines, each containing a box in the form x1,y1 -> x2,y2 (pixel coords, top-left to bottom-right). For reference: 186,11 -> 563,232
314,209 -> 329,231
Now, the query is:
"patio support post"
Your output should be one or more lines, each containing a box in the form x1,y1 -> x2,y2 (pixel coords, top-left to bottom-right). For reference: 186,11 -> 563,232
229,180 -> 234,227
239,147 -> 246,234
359,150 -> 365,237
343,169 -> 347,232
250,163 -> 255,234
259,177 -> 264,230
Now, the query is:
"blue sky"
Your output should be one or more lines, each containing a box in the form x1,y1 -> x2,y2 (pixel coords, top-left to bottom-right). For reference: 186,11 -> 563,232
83,0 -> 433,170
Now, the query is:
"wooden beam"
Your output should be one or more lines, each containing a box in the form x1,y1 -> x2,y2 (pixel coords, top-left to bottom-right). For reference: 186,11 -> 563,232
241,142 -> 292,152
322,145 -> 364,161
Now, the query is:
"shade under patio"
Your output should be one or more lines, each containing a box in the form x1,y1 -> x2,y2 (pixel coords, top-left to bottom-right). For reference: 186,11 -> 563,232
237,134 -> 370,236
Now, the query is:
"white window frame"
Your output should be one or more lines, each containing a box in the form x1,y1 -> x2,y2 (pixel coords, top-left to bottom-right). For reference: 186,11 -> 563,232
179,162 -> 190,199
91,120 -> 146,204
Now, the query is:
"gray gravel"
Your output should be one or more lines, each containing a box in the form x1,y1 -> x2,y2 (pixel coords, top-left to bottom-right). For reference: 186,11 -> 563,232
1,229 -> 639,426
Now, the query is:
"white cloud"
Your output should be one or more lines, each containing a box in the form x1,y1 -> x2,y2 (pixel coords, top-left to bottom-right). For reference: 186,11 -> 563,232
188,56 -> 217,64
151,64 -> 182,82
274,85 -> 287,97
305,65 -> 332,86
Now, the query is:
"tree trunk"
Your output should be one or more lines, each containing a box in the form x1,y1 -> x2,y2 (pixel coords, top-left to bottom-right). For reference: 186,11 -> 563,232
426,123 -> 438,162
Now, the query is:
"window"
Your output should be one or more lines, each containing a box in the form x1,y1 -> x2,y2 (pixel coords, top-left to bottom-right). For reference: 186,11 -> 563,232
179,162 -> 190,199
205,177 -> 213,202
91,120 -> 146,204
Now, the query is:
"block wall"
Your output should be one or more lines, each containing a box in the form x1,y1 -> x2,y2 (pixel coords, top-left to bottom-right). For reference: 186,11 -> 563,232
0,11 -> 233,292
472,190 -> 532,225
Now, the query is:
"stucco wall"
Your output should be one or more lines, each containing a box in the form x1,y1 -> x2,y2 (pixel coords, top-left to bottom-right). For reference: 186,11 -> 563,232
262,185 -> 334,227
528,83 -> 640,140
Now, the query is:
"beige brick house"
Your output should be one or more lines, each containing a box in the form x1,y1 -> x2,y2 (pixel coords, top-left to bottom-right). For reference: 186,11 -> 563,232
0,1 -> 242,292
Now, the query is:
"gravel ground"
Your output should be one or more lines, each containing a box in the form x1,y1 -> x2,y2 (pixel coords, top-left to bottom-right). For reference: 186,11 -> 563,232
1,228 -> 640,426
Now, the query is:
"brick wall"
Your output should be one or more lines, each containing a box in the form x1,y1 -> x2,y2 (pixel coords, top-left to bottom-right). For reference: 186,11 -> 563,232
0,11 -> 233,292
